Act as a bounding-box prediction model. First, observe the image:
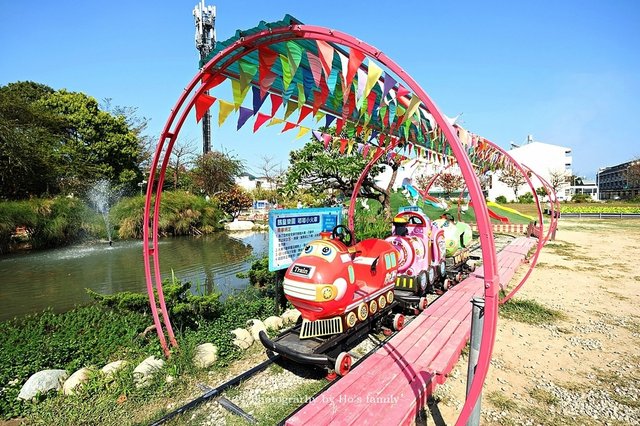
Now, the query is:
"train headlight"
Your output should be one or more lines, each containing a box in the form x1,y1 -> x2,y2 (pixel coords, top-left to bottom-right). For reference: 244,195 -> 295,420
316,285 -> 336,301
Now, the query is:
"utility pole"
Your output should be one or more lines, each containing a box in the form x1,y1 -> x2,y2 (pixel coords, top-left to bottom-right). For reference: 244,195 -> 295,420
193,1 -> 216,154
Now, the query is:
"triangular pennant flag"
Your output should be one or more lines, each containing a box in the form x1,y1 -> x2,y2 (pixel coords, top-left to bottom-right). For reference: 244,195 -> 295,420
231,79 -> 250,109
347,140 -> 354,155
338,51 -> 349,89
279,54 -> 292,90
312,90 -> 324,116
295,126 -> 310,140
314,111 -> 326,122
396,83 -> 410,100
201,73 -> 226,91
355,68 -> 367,107
283,100 -> 298,121
382,72 -> 397,100
237,106 -> 253,130
345,48 -> 365,98
296,83 -> 306,109
364,61 -> 383,99
281,121 -> 297,133
325,114 -> 337,129
297,105 -> 313,124
302,67 -> 315,101
252,86 -> 268,115
306,51 -> 323,87
238,60 -> 258,91
218,100 -> 235,126
195,93 -> 216,123
335,118 -> 344,135
404,95 -> 421,124
270,94 -> 283,118
253,112 -> 271,133
316,40 -> 335,78
326,67 -> 340,95
286,41 -> 303,79
312,130 -> 323,142
267,117 -> 284,127
339,138 -> 348,154
366,90 -> 377,117
362,144 -> 370,158
259,47 -> 278,97
320,133 -> 330,149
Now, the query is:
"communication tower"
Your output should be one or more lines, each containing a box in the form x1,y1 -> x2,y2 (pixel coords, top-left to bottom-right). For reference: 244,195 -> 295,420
193,1 -> 216,153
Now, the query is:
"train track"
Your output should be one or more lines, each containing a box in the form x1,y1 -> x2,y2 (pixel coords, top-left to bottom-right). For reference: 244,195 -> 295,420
149,236 -> 517,424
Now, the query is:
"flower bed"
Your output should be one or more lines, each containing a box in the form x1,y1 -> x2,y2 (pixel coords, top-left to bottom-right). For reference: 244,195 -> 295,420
560,205 -> 640,214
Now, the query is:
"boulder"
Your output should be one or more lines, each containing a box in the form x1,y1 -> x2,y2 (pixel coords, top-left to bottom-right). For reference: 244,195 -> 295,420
224,220 -> 254,231
63,367 -> 94,395
281,309 -> 301,325
100,360 -> 128,379
247,319 -> 267,341
133,356 -> 164,388
263,316 -> 284,330
193,343 -> 218,369
17,369 -> 68,400
231,328 -> 253,350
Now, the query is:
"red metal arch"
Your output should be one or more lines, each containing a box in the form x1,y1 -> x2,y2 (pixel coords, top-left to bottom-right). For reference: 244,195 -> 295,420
144,24 -> 498,425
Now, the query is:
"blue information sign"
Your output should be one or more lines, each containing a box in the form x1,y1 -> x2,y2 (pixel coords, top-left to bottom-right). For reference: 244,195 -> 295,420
268,207 -> 342,271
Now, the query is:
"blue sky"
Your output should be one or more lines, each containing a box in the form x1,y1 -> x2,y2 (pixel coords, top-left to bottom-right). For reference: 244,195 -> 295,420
1,0 -> 639,179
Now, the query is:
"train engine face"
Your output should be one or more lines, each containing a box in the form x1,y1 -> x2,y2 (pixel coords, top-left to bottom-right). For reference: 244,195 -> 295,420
283,238 -> 356,321
283,230 -> 399,329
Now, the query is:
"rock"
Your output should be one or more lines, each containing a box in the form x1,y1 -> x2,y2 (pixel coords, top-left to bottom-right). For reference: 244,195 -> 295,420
63,367 -> 94,395
281,309 -> 301,325
193,343 -> 218,369
263,316 -> 284,330
224,220 -> 254,231
231,328 -> 254,350
101,360 -> 128,379
247,319 -> 267,341
133,356 -> 164,388
18,369 -> 68,400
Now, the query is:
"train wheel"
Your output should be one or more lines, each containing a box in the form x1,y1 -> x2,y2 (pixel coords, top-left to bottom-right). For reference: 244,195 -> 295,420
428,266 -> 437,285
386,291 -> 394,304
369,300 -> 378,315
378,295 -> 387,310
418,270 -> 428,292
439,260 -> 447,277
335,352 -> 352,376
443,278 -> 451,291
357,303 -> 369,321
393,314 -> 405,331
456,272 -> 463,282
419,296 -> 428,311
346,311 -> 357,328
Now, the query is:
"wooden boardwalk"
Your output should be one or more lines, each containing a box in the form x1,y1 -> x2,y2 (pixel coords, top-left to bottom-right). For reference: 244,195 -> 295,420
286,237 -> 537,426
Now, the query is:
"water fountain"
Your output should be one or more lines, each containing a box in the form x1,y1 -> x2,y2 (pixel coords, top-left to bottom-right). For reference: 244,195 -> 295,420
88,179 -> 115,245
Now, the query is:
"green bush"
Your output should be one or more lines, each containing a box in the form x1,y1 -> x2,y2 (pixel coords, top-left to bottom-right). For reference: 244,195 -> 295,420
110,191 -> 225,239
517,192 -> 534,204
571,193 -> 591,203
495,195 -> 508,204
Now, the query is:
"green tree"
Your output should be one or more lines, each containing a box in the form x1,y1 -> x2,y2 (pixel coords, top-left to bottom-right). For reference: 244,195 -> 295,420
217,185 -> 252,219
0,82 -> 63,198
191,150 -> 244,196
39,90 -> 143,193
536,186 -> 547,199
282,139 -> 394,218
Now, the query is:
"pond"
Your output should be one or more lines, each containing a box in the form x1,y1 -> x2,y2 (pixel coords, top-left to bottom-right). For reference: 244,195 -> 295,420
0,231 -> 268,322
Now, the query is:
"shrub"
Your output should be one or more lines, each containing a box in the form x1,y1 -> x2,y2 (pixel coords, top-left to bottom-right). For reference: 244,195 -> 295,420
495,195 -> 508,204
571,193 -> 591,203
517,192 -> 534,204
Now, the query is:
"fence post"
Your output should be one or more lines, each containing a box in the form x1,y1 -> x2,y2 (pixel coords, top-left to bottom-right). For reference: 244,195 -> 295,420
465,297 -> 485,426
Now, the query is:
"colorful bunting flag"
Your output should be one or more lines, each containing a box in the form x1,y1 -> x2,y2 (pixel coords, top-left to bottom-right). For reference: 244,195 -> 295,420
218,100 -> 235,126
316,40 -> 334,78
382,72 -> 396,100
195,93 -> 216,123
237,106 -> 253,130
281,121 -> 297,133
269,93 -> 283,118
306,51 -> 323,87
252,86 -> 268,115
286,41 -> 303,79
253,112 -> 271,133
238,60 -> 258,91
258,46 -> 278,97
297,105 -> 313,124
201,73 -> 226,92
279,54 -> 292,90
295,126 -> 310,140
325,114 -> 336,129
364,61 -> 383,99
339,138 -> 348,154
267,117 -> 284,127
231,79 -> 250,109
345,48 -> 365,101
284,101 -> 298,121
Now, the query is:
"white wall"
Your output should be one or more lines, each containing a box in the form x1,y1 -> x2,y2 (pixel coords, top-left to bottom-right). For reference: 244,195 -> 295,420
487,141 -> 572,202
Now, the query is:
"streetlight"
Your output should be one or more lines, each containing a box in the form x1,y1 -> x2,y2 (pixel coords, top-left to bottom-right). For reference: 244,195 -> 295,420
138,180 -> 147,196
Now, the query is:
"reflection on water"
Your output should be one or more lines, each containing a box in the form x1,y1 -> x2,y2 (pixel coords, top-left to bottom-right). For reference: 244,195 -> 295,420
0,232 -> 268,322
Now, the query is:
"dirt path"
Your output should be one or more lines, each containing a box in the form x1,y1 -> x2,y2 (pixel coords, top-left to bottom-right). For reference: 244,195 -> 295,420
430,219 -> 640,425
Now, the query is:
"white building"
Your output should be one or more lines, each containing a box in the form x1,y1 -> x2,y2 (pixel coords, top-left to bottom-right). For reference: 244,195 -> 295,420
487,138 -> 572,202
235,172 -> 276,191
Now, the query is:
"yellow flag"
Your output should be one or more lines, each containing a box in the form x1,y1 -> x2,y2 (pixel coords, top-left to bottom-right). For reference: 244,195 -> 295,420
295,126 -> 310,140
267,117 -> 285,127
364,61 -> 383,99
231,79 -> 250,109
218,100 -> 235,126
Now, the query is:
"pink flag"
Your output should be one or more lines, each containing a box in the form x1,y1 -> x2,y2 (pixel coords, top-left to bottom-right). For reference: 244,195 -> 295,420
195,94 -> 216,123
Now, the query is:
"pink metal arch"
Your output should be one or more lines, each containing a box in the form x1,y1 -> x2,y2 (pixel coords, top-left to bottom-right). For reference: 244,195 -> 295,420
144,24 -> 498,424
